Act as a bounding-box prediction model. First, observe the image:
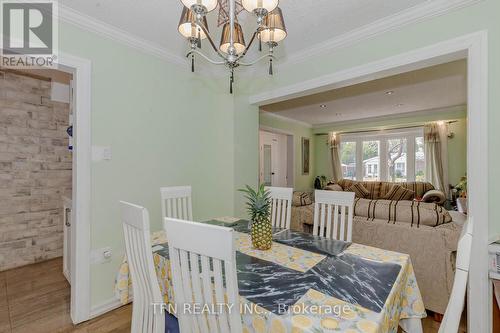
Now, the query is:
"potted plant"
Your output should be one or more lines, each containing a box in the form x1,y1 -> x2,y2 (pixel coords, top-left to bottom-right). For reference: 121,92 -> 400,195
239,184 -> 273,250
455,175 -> 468,214
455,175 -> 467,197
314,175 -> 328,189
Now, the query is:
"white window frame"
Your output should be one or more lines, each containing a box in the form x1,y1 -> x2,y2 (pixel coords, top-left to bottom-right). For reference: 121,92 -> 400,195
340,127 -> 424,182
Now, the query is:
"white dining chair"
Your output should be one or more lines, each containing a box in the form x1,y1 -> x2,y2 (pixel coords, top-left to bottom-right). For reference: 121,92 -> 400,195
120,201 -> 165,333
312,190 -> 355,241
438,218 -> 473,333
265,186 -> 293,229
164,217 -> 242,333
160,186 -> 193,220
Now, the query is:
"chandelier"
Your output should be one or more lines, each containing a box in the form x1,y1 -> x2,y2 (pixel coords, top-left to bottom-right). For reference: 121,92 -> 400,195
177,0 -> 287,93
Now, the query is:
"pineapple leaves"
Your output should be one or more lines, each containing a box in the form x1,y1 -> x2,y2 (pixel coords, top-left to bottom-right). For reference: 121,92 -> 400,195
238,184 -> 272,221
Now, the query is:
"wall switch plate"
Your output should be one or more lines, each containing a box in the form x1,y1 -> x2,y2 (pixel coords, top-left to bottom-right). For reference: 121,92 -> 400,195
90,246 -> 112,264
92,146 -> 112,161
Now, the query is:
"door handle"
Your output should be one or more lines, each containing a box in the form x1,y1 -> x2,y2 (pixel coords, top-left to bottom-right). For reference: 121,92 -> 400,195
65,208 -> 71,227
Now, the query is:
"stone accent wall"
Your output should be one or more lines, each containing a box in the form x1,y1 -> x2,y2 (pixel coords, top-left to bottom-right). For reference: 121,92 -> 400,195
0,70 -> 71,271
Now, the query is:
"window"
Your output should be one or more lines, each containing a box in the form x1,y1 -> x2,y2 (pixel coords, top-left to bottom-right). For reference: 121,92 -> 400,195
340,141 -> 356,180
415,137 -> 425,181
340,128 -> 425,182
387,138 -> 407,182
362,141 -> 380,181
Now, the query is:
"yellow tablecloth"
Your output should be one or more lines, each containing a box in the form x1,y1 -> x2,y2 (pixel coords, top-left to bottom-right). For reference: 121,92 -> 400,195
115,230 -> 426,333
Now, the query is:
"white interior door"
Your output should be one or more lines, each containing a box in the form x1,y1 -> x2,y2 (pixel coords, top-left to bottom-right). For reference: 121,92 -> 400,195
259,131 -> 287,187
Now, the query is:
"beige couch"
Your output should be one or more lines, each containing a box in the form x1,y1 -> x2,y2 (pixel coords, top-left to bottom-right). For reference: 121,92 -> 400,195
290,180 -> 463,315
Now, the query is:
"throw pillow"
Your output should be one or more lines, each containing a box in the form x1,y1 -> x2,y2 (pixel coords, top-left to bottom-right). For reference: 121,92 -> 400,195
382,185 -> 415,201
324,184 -> 343,192
347,183 -> 370,199
422,190 -> 446,205
292,192 -> 313,207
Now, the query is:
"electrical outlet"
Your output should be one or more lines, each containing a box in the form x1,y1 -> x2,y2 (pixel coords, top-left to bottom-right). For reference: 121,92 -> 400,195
90,247 -> 112,264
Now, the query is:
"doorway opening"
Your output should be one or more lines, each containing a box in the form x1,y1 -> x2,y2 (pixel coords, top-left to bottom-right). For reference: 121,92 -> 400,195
0,53 -> 92,326
250,32 -> 489,331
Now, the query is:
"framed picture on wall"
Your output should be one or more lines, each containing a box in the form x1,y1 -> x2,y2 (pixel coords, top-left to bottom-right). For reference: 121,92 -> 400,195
302,137 -> 310,175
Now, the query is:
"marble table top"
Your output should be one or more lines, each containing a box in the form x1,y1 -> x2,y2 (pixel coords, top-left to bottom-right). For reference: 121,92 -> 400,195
154,220 -> 401,314
115,220 -> 427,332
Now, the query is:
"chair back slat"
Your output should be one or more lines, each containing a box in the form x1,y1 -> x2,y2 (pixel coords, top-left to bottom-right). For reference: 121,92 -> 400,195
312,190 -> 355,241
120,201 -> 164,333
164,218 -> 242,333
265,186 -> 293,229
161,186 -> 193,221
438,218 -> 473,333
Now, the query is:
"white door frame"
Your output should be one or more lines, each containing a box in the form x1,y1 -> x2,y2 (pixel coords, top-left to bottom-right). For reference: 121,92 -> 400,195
250,31 -> 489,332
57,52 -> 92,324
259,125 -> 295,187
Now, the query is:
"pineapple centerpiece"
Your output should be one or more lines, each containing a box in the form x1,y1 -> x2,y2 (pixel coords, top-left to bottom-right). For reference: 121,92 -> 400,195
239,184 -> 273,251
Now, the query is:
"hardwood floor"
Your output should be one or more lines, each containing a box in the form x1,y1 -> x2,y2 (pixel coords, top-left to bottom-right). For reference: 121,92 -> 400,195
0,258 -> 463,333
0,258 -> 131,333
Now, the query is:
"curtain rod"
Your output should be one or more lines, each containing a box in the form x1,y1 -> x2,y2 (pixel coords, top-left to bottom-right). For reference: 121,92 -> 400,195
314,120 -> 458,136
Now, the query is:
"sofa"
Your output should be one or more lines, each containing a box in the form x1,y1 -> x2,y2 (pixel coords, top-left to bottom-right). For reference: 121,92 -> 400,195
290,180 -> 464,315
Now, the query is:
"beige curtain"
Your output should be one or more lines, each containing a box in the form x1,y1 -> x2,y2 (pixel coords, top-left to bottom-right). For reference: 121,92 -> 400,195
424,123 -> 448,193
328,132 -> 343,182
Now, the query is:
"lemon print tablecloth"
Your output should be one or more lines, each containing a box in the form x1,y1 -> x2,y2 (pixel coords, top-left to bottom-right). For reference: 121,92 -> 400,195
115,222 -> 426,333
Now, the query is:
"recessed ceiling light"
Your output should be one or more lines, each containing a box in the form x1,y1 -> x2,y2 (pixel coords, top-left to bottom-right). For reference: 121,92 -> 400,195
320,104 -> 327,108
396,103 -> 404,107
335,113 -> 342,117
385,91 -> 395,95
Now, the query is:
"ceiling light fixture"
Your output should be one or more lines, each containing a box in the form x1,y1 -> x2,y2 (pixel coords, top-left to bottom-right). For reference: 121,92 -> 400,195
320,104 -> 327,108
396,103 -> 404,107
385,91 -> 394,95
178,0 -> 287,94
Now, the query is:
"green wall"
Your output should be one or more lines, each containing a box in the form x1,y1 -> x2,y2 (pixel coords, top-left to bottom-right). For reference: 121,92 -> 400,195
259,113 -> 315,191
233,93 -> 259,218
313,108 -> 467,186
235,0 -> 500,238
59,23 -> 235,306
54,0 -> 499,311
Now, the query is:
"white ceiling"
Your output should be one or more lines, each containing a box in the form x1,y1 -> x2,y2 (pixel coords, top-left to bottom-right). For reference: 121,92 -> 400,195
60,0 -> 427,61
261,60 -> 467,126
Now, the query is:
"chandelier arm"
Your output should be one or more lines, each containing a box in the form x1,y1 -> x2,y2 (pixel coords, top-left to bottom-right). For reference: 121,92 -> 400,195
229,0 -> 235,51
195,18 -> 227,60
238,54 -> 277,66
186,49 -> 226,65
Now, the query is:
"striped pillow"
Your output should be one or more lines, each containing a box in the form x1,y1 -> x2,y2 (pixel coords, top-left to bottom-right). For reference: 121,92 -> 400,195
292,192 -> 313,206
347,183 -> 370,199
382,185 -> 415,201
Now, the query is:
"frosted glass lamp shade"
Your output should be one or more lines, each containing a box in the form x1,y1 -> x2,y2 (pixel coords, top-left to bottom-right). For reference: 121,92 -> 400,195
181,0 -> 218,13
178,7 -> 208,39
242,0 -> 278,13
259,7 -> 287,43
219,22 -> 246,54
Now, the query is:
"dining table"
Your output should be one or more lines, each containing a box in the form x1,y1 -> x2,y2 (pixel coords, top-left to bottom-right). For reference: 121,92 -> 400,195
115,217 -> 426,333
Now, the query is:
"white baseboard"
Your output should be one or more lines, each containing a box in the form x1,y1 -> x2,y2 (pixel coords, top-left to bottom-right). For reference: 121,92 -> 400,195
89,297 -> 131,319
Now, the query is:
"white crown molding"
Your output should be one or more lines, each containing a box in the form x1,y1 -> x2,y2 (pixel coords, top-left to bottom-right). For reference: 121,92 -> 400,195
260,111 -> 313,128
57,4 -> 186,66
279,0 -> 483,69
55,0 -> 482,75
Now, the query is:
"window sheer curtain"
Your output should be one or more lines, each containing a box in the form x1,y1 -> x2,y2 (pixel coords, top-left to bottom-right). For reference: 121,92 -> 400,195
424,123 -> 449,194
328,132 -> 343,182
